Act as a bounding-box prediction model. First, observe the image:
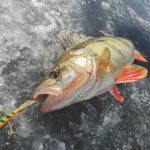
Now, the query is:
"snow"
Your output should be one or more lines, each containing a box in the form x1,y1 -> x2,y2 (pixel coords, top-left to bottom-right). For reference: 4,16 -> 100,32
101,2 -> 111,10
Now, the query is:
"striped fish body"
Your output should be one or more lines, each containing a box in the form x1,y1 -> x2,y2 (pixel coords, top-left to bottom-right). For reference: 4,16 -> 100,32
68,36 -> 135,99
83,36 -> 135,72
32,32 -> 147,112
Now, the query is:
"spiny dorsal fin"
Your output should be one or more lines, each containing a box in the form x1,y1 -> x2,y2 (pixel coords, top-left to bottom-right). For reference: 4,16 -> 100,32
56,32 -> 92,50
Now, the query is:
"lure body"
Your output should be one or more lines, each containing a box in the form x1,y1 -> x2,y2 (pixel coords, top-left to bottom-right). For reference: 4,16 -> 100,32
0,100 -> 35,128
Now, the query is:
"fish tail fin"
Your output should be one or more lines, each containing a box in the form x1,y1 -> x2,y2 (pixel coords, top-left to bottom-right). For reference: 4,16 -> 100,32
0,100 -> 36,128
134,50 -> 147,62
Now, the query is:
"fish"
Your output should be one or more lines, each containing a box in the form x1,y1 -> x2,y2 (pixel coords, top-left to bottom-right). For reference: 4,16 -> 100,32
0,32 -> 148,128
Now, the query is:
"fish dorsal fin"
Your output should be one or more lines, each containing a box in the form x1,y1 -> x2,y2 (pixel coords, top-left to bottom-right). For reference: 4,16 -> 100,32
99,31 -> 114,37
56,32 -> 92,50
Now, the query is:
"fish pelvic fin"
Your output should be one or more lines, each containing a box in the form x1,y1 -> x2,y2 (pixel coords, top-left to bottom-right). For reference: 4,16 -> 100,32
116,65 -> 148,84
0,100 -> 36,128
109,86 -> 124,102
134,50 -> 147,62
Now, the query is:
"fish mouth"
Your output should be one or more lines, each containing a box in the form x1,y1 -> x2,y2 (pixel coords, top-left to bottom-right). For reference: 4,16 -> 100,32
33,89 -> 63,112
34,93 -> 48,104
33,90 -> 59,100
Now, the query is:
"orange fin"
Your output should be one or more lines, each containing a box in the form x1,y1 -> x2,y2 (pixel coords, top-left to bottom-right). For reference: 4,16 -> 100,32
116,65 -> 148,84
109,86 -> 124,102
134,50 -> 147,62
97,47 -> 111,69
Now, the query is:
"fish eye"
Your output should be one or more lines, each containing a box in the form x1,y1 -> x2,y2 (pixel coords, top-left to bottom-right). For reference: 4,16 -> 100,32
49,70 -> 60,79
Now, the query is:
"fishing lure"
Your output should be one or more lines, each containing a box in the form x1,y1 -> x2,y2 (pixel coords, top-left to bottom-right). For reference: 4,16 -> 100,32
0,100 -> 35,128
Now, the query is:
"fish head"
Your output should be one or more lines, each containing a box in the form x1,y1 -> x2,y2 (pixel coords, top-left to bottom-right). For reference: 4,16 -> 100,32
33,55 -> 94,112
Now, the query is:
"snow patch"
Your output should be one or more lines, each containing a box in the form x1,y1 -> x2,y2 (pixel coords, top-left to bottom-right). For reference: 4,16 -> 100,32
101,2 -> 111,10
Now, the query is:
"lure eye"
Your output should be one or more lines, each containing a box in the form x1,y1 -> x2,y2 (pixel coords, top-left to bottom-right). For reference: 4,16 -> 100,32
49,70 -> 60,79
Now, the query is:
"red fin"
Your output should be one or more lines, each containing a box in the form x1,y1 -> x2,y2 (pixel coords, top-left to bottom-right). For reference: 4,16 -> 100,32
116,65 -> 148,84
109,86 -> 124,102
134,50 -> 147,62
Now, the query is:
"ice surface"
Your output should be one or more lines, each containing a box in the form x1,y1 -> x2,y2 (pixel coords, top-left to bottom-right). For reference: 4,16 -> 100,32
0,0 -> 150,149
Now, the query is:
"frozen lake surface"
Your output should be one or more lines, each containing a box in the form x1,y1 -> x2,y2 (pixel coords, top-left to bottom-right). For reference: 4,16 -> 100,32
0,0 -> 150,149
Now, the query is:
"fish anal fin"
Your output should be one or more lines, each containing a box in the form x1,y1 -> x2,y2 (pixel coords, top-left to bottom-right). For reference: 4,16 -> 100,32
116,65 -> 148,84
56,32 -> 92,50
97,47 -> 111,70
134,50 -> 147,62
109,86 -> 124,102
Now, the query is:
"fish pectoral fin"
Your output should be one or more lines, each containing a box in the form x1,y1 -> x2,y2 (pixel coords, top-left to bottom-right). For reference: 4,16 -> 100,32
116,65 -> 148,84
97,47 -> 111,69
109,86 -> 124,102
134,50 -> 147,62
56,32 -> 92,50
